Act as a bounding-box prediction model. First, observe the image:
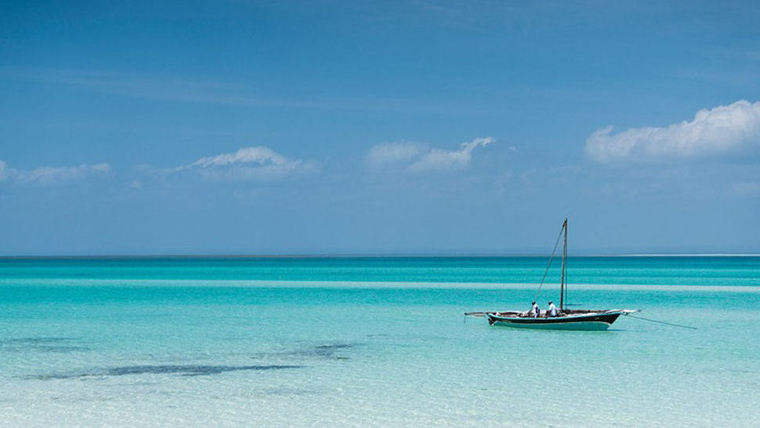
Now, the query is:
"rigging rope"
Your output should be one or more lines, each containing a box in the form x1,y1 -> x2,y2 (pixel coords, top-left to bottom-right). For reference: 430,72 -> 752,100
533,224 -> 564,303
626,314 -> 697,330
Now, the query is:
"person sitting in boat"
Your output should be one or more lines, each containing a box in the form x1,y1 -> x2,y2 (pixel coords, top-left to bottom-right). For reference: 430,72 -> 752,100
531,301 -> 540,317
548,301 -> 558,317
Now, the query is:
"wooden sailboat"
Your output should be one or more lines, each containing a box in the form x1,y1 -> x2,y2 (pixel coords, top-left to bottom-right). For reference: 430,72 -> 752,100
469,219 -> 637,331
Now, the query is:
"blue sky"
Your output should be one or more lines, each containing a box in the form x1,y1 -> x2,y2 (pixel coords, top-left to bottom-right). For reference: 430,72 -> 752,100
1,0 -> 759,255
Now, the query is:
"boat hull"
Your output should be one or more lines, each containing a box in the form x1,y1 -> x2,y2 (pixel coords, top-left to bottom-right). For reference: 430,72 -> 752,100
486,311 -> 623,331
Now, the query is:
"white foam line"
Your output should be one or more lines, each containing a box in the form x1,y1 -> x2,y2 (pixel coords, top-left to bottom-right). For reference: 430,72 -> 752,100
2,278 -> 760,292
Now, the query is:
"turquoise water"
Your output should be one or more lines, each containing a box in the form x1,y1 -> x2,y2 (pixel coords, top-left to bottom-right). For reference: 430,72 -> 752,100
2,256 -> 760,285
1,257 -> 759,426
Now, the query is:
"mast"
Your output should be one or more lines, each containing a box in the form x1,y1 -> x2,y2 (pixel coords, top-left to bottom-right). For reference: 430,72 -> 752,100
560,218 -> 568,311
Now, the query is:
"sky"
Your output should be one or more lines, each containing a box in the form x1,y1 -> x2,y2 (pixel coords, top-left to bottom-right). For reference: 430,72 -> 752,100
1,0 -> 760,255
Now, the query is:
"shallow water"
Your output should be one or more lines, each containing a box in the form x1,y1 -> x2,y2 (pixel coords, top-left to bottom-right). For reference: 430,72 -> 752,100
1,257 -> 759,426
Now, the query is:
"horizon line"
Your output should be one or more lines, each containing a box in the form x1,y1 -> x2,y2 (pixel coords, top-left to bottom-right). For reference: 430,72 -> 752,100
1,253 -> 759,259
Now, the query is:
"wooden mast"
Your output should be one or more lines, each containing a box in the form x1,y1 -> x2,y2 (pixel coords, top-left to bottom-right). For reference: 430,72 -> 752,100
560,218 -> 568,311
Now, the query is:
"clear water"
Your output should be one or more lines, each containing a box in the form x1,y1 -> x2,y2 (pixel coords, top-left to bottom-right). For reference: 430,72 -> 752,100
1,257 -> 759,426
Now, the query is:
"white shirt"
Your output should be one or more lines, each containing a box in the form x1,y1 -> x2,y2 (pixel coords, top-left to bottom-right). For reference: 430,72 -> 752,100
548,303 -> 557,316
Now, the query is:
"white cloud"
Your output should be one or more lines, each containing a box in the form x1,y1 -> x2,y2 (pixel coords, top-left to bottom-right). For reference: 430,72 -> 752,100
410,137 -> 494,171
367,137 -> 494,172
366,142 -> 422,168
19,163 -> 111,184
585,100 -> 760,162
174,146 -> 316,180
0,161 -> 111,185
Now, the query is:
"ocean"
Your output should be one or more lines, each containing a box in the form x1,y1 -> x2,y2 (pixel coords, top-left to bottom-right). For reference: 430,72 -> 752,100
1,256 -> 759,426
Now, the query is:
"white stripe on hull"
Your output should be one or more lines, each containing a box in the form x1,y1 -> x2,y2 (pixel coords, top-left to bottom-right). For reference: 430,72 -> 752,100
489,320 -> 612,331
